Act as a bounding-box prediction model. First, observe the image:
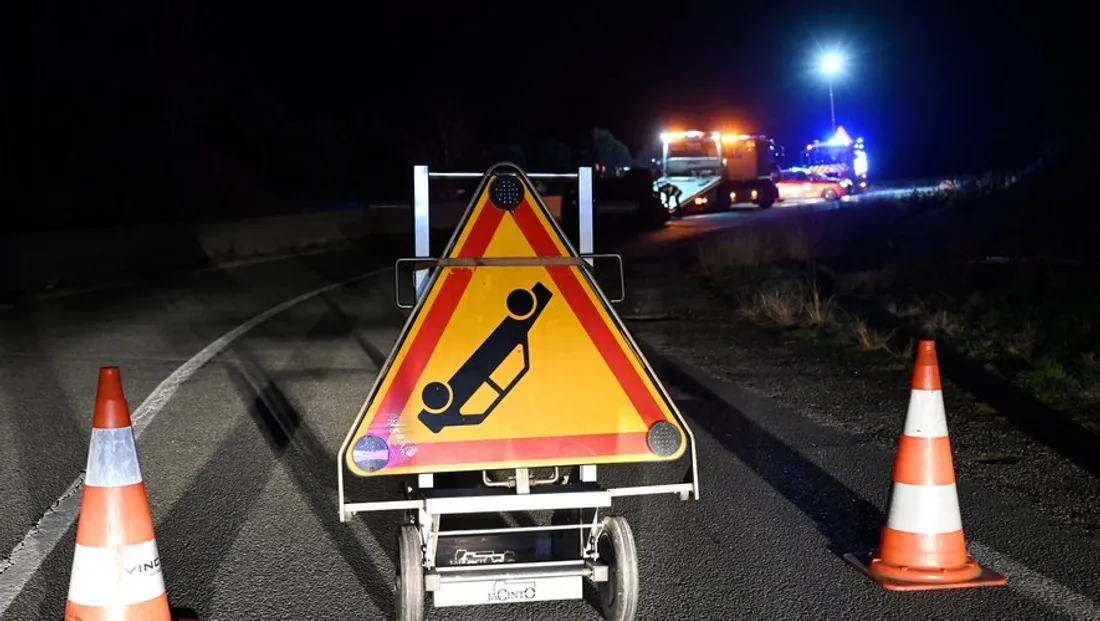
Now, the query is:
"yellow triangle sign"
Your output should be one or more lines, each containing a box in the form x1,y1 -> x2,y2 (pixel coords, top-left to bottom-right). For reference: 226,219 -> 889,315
344,164 -> 690,477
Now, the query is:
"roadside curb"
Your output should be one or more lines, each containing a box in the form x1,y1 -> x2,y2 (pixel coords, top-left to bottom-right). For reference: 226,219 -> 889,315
813,265 -> 1100,480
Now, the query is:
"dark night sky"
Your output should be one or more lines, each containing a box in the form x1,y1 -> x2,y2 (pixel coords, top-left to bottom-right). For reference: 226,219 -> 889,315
28,1 -> 1093,225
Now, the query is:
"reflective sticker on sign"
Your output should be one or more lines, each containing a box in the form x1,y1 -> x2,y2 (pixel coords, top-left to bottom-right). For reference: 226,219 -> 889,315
352,434 -> 390,473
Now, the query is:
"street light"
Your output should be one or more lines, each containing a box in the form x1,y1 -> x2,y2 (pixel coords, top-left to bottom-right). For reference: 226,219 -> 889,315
820,52 -> 843,132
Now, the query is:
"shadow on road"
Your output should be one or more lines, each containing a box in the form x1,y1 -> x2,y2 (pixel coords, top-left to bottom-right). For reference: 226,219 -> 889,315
153,385 -> 289,615
226,349 -> 399,612
314,291 -> 393,370
0,311 -> 89,557
643,346 -> 887,558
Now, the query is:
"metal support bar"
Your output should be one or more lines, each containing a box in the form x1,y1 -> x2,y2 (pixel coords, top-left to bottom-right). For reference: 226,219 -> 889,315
433,564 -> 596,584
607,483 -> 695,498
425,513 -> 441,570
428,172 -> 579,179
437,524 -> 590,537
399,254 -> 620,268
394,254 -> 625,308
413,165 -> 431,296
342,479 -> 694,520
432,257 -> 593,267
423,489 -> 611,515
578,166 -> 593,260
343,499 -> 424,515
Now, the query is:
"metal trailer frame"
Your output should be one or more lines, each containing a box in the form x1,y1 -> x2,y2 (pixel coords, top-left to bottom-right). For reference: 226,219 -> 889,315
336,164 -> 700,620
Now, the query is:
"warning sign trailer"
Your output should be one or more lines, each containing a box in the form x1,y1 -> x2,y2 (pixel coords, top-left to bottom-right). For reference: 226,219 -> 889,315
337,163 -> 700,621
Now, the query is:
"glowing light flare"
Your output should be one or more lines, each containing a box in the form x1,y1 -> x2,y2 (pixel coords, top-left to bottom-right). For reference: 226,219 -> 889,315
826,126 -> 853,146
720,133 -> 751,144
854,151 -> 869,176
821,52 -> 843,76
660,129 -> 711,143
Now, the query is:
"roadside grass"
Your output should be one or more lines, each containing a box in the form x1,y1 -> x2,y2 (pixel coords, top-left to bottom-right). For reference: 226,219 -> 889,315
695,174 -> 1100,432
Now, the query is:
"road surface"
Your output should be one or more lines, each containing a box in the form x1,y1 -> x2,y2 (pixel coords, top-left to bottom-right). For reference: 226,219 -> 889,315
2,187 -> 1099,620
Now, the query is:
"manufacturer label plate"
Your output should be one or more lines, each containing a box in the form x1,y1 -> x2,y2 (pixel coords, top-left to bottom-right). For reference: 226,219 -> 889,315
432,575 -> 582,607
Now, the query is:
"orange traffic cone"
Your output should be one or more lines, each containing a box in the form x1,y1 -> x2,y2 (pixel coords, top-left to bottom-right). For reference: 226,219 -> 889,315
844,340 -> 1007,591
65,367 -> 196,620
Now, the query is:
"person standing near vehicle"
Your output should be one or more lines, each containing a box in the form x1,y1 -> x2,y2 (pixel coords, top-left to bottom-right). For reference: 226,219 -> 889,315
657,182 -> 683,218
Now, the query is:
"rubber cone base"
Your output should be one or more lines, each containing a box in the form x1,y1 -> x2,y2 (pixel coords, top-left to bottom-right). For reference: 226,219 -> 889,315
843,552 -> 1008,592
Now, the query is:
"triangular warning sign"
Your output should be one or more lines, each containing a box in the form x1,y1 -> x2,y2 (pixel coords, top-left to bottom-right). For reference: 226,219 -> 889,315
344,163 -> 691,477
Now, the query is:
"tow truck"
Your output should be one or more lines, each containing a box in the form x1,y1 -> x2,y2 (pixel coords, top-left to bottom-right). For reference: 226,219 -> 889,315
655,130 -> 783,211
802,125 -> 869,192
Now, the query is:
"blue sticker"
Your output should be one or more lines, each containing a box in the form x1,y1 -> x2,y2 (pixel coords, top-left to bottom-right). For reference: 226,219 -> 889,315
352,434 -> 390,473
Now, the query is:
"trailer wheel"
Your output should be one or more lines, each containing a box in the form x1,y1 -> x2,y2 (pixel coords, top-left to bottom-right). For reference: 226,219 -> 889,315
596,516 -> 639,621
395,524 -> 425,621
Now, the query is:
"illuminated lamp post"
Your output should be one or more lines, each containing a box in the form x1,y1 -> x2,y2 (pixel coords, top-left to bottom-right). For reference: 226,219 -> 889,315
820,52 -> 843,133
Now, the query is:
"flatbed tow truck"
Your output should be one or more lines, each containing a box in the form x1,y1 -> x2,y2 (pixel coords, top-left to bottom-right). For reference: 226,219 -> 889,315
655,129 -> 783,212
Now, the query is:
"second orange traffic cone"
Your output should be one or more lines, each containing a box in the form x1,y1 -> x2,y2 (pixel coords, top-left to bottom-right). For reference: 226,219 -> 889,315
65,367 -> 196,620
844,340 -> 1007,591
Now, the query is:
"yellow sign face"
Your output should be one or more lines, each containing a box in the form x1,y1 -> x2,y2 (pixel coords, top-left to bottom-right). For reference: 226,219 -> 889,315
344,165 -> 689,477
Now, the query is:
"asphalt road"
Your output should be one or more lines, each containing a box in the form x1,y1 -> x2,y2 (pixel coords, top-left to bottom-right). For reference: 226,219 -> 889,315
2,186 -> 1099,620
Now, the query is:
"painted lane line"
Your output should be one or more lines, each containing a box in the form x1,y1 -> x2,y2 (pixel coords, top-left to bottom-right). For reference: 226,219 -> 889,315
969,542 -> 1100,621
0,269 -> 386,613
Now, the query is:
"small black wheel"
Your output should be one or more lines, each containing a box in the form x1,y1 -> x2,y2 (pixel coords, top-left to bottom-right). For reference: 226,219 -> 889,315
822,188 -> 839,201
596,516 -> 639,621
395,524 -> 425,621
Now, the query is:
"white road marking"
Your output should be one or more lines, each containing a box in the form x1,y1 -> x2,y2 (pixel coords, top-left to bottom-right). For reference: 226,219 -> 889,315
0,269 -> 386,612
969,542 -> 1100,620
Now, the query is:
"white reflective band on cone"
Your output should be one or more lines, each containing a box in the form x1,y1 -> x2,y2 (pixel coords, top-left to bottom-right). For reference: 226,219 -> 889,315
886,482 -> 963,534
85,426 -> 144,488
67,540 -> 165,607
902,391 -> 949,438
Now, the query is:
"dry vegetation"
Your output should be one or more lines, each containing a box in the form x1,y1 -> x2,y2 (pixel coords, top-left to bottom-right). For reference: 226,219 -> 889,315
695,175 -> 1100,431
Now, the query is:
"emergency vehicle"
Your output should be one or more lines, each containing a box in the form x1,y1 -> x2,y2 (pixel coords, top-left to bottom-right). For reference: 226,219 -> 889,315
802,126 -> 869,192
655,130 -> 783,210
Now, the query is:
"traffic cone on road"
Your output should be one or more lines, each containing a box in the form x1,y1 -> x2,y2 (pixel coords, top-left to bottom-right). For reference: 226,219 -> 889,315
65,367 -> 196,620
844,341 -> 1007,591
